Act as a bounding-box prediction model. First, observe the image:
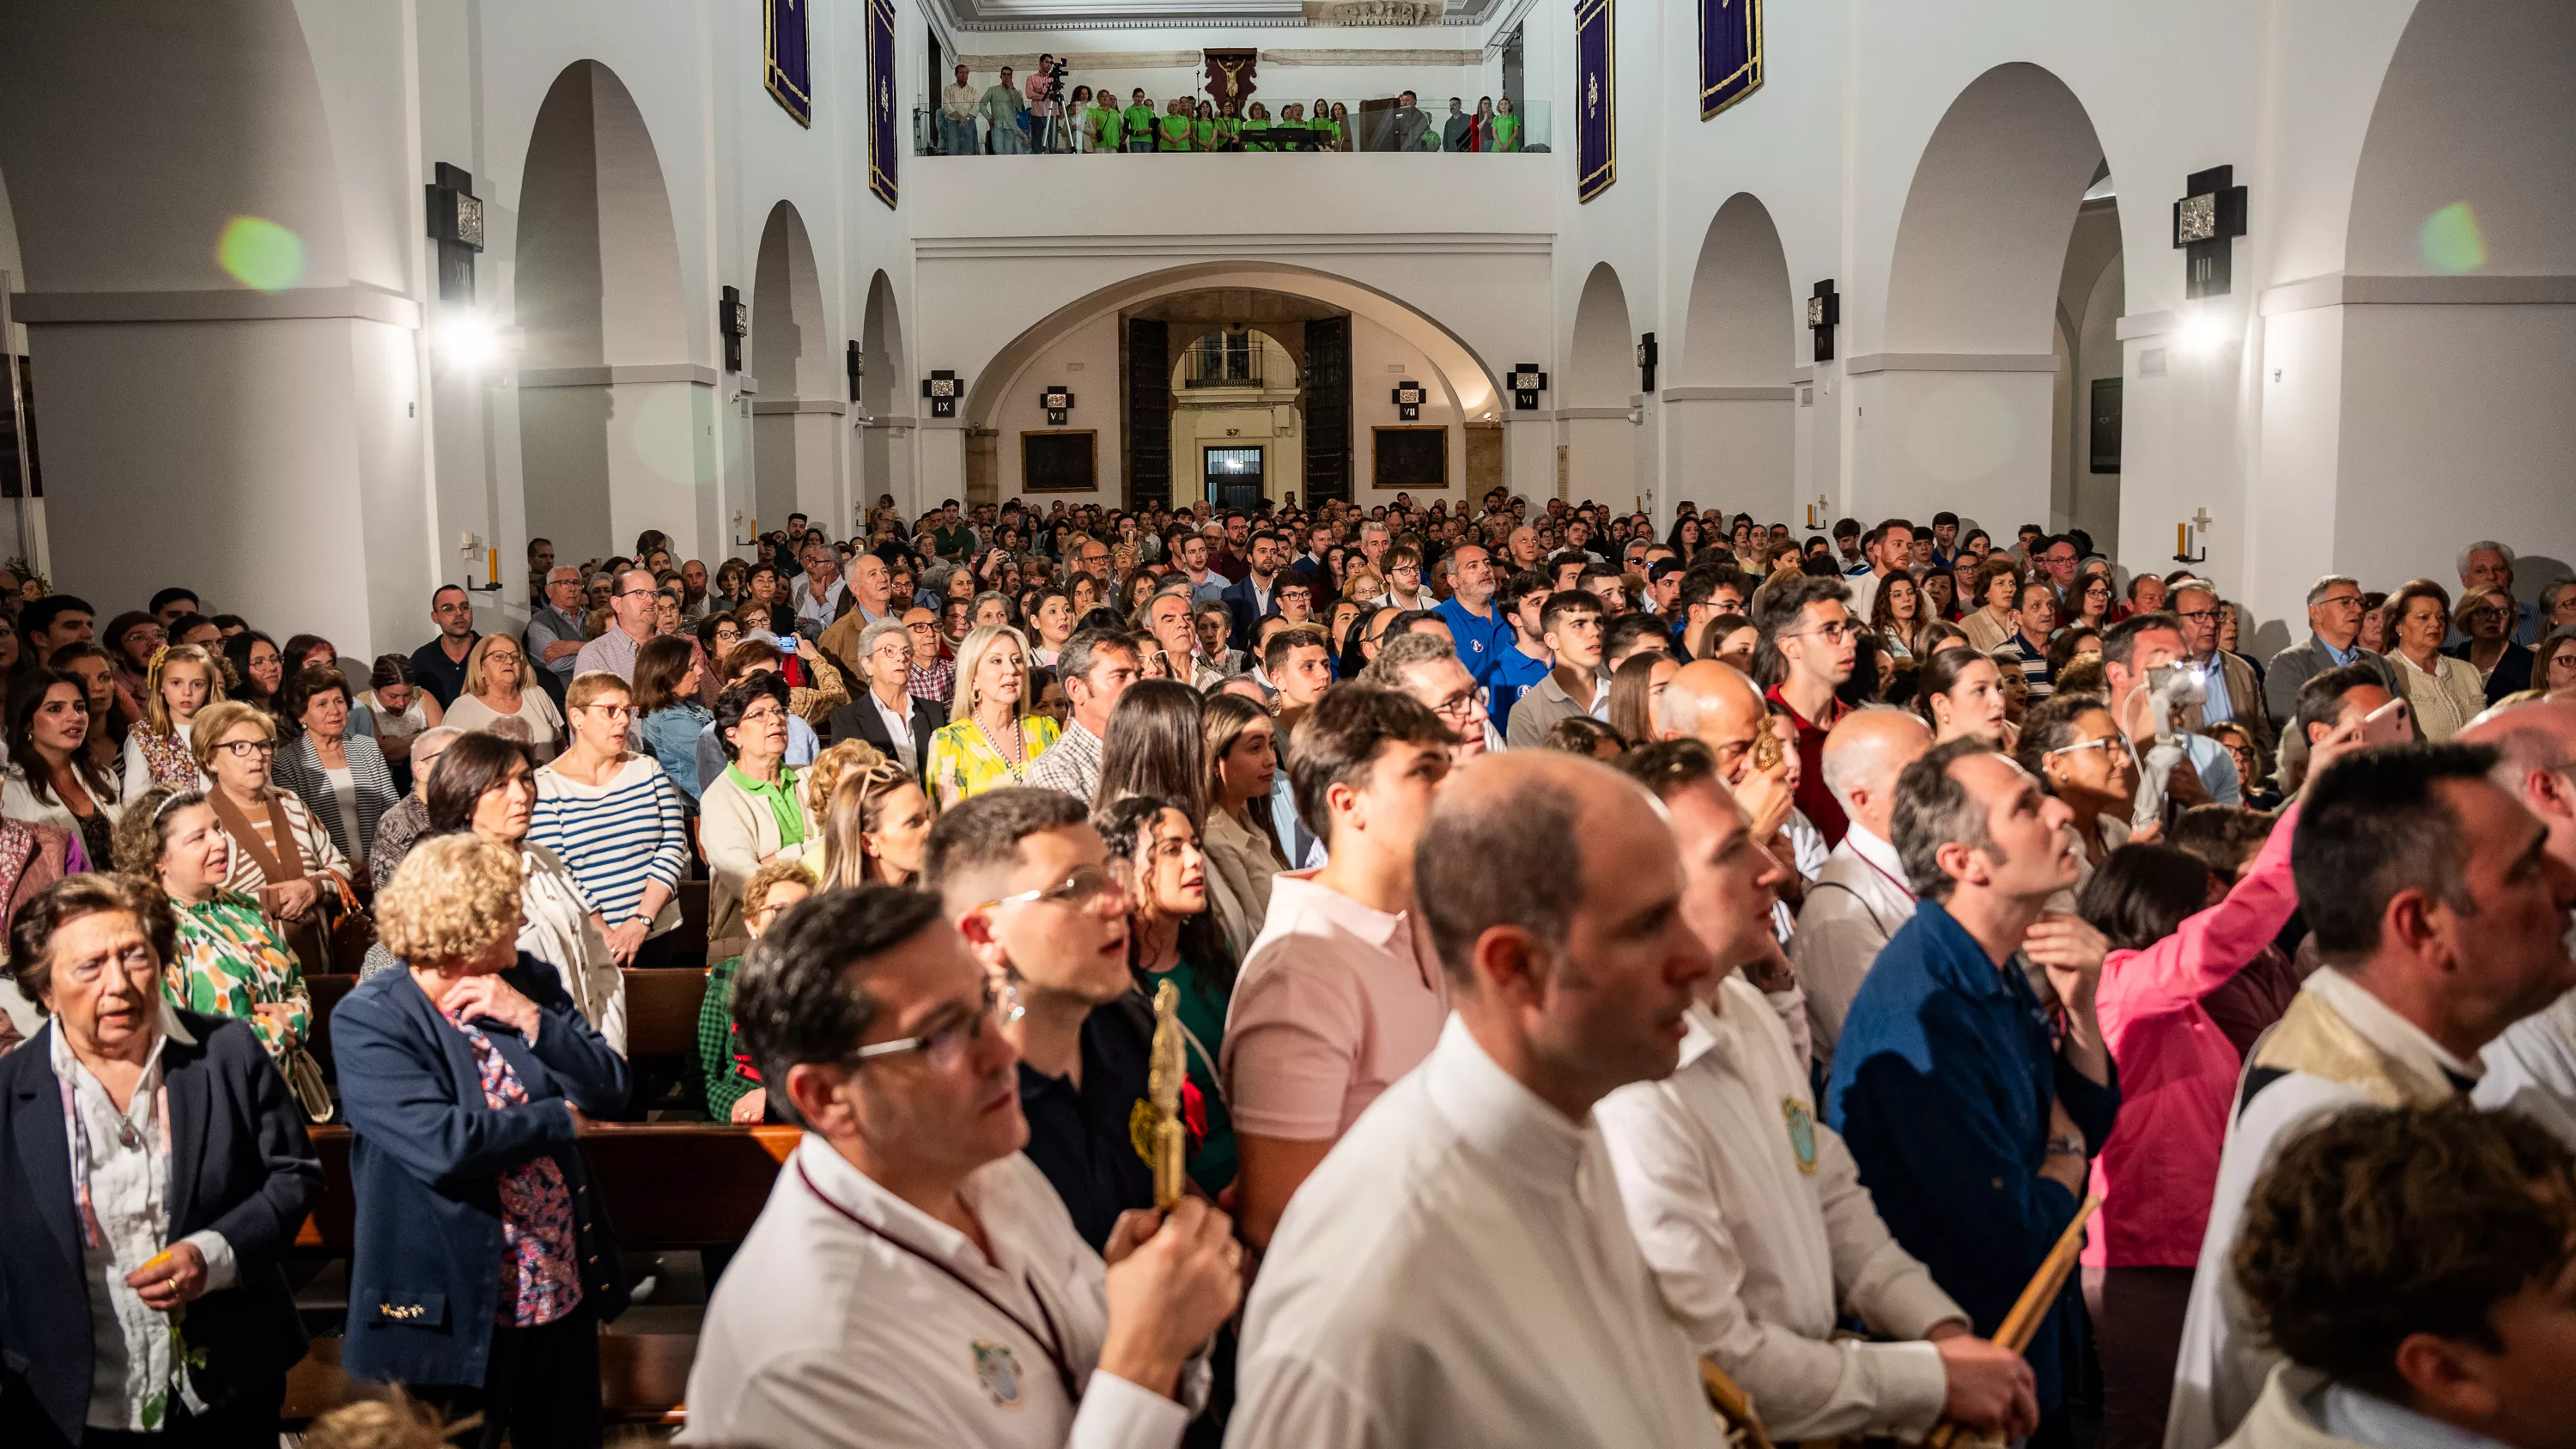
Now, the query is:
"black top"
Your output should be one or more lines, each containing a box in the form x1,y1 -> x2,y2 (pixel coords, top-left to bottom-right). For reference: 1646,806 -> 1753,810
1015,994 -> 1157,1251
410,634 -> 477,709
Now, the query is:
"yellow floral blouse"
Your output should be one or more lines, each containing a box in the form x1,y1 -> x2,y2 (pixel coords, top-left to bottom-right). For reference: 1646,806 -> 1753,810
163,890 -> 313,1059
926,714 -> 1062,807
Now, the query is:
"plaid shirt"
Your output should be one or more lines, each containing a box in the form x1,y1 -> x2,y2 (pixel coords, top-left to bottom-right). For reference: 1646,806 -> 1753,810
908,656 -> 956,708
1023,719 -> 1104,801
694,956 -> 760,1120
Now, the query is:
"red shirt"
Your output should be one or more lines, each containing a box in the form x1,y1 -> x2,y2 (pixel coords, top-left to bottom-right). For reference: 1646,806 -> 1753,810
1765,683 -> 1850,847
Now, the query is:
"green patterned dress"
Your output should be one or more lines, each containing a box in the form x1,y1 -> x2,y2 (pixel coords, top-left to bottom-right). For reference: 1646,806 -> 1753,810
163,890 -> 312,1058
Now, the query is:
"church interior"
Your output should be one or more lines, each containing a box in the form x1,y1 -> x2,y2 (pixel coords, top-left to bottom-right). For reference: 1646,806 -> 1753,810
0,1 -> 2573,1446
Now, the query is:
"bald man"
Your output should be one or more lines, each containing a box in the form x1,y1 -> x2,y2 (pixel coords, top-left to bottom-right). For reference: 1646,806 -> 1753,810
2470,698 -> 2576,1143
1232,752 -> 1728,1449
1660,661 -> 1806,898
1791,708 -> 1935,1076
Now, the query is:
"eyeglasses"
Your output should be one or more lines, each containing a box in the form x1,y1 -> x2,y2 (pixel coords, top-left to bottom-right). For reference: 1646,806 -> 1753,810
973,861 -> 1133,915
1428,691 -> 1485,722
579,703 -> 633,720
2044,736 -> 2123,760
216,740 -> 276,758
614,588 -> 657,600
2173,608 -> 2218,622
1786,621 -> 1857,645
854,979 -> 1023,1071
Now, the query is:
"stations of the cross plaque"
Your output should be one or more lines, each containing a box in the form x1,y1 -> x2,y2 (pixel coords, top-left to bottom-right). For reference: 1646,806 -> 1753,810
2172,165 -> 2249,299
921,369 -> 962,419
425,162 -> 484,303
1040,384 -> 1076,426
1510,363 -> 1549,411
1807,279 -> 1840,364
1392,380 -> 1425,421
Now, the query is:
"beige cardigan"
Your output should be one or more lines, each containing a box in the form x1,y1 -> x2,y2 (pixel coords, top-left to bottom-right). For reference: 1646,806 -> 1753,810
212,788 -> 353,894
1201,805 -> 1285,963
699,764 -> 816,959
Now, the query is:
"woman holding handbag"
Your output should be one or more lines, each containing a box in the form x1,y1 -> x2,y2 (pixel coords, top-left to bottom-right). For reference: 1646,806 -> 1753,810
111,786 -> 332,1118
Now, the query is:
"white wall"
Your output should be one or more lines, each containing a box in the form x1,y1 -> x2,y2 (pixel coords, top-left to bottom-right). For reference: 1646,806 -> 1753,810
992,310 -> 1122,498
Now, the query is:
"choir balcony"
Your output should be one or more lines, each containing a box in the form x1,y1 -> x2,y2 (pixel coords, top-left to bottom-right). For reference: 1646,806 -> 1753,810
913,98 -> 1552,156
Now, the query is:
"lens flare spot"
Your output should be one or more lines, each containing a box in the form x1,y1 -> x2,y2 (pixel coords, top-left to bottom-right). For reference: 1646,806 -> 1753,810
216,216 -> 305,292
2419,202 -> 2486,274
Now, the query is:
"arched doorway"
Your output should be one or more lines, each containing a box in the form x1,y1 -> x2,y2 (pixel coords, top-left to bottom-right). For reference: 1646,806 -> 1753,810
2317,0 -> 2576,598
1871,64 -> 2117,542
750,201 -> 837,535
1564,262 -> 1637,507
1674,196 -> 1797,527
857,270 -> 911,520
958,265 -> 1499,512
514,59 -> 694,563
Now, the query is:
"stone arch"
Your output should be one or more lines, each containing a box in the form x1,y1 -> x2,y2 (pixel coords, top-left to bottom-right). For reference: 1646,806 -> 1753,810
2326,0 -> 2576,599
1564,261 -> 1637,504
513,59 -> 693,563
858,270 -> 911,517
750,200 -> 837,534
1674,196 -> 1796,522
1866,63 -> 2112,532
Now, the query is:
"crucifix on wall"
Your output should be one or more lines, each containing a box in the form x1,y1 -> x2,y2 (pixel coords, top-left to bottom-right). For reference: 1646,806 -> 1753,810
1510,363 -> 1549,411
2172,165 -> 2249,299
1635,333 -> 1658,394
1204,49 -> 1257,111
425,162 -> 483,303
921,369 -> 962,419
1040,384 -> 1076,426
1807,279 -> 1839,363
1392,380 -> 1425,421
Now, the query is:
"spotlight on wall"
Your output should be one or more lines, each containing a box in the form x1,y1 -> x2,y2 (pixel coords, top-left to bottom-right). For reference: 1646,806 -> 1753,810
2177,309 -> 2233,355
434,314 -> 503,368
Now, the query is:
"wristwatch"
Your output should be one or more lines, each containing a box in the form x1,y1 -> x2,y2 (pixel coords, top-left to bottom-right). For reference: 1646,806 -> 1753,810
2045,1133 -> 2087,1159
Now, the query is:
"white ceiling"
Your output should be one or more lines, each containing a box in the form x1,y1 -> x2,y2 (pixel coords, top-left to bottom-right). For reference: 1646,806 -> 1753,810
928,0 -> 1502,33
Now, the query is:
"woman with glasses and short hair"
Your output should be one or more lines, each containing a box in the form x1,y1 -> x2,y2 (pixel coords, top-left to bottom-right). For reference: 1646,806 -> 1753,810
2016,691 -> 2139,910
2447,582 -> 2536,704
531,672 -> 689,970
700,673 -> 816,963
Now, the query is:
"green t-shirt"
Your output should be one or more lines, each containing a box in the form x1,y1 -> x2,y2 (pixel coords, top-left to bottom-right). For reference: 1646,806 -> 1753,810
1242,118 -> 1272,152
1193,117 -> 1217,148
1123,103 -> 1155,141
1139,953 -> 1238,1196
1157,113 -> 1191,150
1491,113 -> 1522,151
1085,104 -> 1121,149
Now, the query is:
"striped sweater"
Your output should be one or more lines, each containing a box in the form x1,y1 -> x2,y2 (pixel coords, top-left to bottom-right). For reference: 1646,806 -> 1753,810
529,754 -> 689,936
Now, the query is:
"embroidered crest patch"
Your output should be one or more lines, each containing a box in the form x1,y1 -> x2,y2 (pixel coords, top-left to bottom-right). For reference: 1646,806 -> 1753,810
1782,1097 -> 1820,1175
972,1339 -> 1026,1407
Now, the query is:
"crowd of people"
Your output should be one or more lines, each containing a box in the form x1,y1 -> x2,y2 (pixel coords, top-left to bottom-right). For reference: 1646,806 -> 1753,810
0,483 -> 2572,1449
934,64 -> 1529,155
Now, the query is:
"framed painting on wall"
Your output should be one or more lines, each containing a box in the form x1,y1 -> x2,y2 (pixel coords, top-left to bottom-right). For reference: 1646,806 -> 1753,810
1024,430 -> 1098,492
1372,425 -> 1448,490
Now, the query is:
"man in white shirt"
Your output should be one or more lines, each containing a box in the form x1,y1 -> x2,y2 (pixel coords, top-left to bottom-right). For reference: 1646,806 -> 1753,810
683,886 -> 1239,1448
2165,741 -> 2576,1449
1598,742 -> 2036,1446
1230,751 -> 1728,1449
2470,699 -> 2576,1143
795,543 -> 850,634
1845,519 -> 1913,623
1792,707 -> 1933,1075
939,63 -> 981,155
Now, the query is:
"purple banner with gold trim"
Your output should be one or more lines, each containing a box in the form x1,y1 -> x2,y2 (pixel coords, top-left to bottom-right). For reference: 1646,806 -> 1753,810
1576,0 -> 1614,203
868,0 -> 898,209
1700,0 -> 1761,119
766,0 -> 811,128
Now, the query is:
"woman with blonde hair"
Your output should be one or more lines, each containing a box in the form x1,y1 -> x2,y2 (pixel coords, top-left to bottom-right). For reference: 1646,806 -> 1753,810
332,831 -> 630,1441
819,759 -> 933,890
440,632 -> 566,761
924,624 -> 1060,808
118,641 -> 226,801
1198,691 -> 1287,961
799,737 -> 889,878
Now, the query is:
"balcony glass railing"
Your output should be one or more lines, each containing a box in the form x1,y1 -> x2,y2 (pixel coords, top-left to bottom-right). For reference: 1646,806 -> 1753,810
914,98 -> 1551,157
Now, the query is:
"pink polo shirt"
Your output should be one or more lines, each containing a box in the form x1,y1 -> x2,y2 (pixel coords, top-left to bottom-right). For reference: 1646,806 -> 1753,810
1220,868 -> 1449,1142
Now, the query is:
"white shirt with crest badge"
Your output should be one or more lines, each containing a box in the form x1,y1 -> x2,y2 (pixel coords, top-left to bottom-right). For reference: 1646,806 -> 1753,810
681,1134 -> 1206,1449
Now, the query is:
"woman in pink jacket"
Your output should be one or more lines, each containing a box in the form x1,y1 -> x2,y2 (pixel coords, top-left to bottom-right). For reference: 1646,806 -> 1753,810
2074,802 -> 2307,1449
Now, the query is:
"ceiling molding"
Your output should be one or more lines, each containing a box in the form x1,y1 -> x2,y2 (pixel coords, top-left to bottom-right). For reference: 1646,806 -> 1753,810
914,230 -> 1550,261
1842,352 -> 2058,376
15,283 -> 422,329
1263,47 -> 1483,64
924,0 -> 1503,33
2257,271 -> 2576,315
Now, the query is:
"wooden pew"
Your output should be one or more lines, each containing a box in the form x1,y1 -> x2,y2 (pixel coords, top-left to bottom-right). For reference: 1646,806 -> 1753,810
307,966 -> 707,1081
287,1120 -> 799,1424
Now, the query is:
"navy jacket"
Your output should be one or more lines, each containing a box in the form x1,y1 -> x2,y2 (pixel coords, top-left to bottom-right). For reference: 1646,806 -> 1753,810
1219,574 -> 1281,653
0,1011 -> 319,1442
1826,901 -> 2120,1416
331,955 -> 630,1388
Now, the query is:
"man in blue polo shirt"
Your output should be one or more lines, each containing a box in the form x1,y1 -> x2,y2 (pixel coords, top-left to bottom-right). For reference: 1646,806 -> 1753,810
1486,568 -> 1555,740
1432,542 -> 1510,685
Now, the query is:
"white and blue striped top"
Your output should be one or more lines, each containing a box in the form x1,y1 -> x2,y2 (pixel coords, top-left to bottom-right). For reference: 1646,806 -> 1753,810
529,754 -> 690,936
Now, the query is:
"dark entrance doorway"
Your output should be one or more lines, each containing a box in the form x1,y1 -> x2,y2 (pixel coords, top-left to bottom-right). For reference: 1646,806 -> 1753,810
1204,446 -> 1263,510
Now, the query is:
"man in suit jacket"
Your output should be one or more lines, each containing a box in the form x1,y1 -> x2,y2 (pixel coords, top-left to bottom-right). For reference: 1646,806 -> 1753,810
1220,529 -> 1288,653
2263,574 -> 2399,730
827,616 -> 945,780
0,877 -> 320,1446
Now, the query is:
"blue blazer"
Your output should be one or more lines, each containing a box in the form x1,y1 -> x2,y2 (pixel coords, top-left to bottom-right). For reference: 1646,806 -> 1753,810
0,1011 -> 319,1442
1219,574 -> 1280,652
331,954 -> 630,1388
1826,901 -> 2120,1416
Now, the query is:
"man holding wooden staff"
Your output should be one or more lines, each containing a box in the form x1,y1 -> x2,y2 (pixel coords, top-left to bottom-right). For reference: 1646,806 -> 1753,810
1598,741 -> 2040,1446
1826,739 -> 2123,1447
